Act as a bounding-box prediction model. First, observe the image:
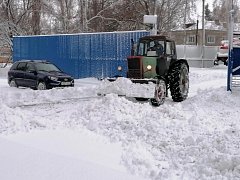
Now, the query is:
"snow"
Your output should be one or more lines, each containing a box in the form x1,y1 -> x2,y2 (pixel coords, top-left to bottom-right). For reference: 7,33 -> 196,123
0,130 -> 139,180
97,77 -> 156,98
1,64 -> 240,180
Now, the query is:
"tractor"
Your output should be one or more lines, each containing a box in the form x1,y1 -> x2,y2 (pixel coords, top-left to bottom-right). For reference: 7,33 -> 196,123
105,35 -> 189,106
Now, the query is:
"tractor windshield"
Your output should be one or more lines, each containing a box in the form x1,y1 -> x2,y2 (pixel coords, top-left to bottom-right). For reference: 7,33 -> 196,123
137,39 -> 165,56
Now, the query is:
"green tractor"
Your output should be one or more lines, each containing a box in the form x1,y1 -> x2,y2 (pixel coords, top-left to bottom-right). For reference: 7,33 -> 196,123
106,35 -> 189,106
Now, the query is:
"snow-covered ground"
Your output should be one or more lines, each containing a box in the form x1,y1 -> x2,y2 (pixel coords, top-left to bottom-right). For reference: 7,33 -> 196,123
1,64 -> 240,180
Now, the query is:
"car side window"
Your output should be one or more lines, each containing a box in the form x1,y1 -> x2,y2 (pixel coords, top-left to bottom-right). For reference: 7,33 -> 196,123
10,62 -> 18,70
26,63 -> 35,72
16,62 -> 27,71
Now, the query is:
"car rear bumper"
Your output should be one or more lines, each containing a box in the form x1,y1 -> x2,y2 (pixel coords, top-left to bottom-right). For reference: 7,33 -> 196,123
217,52 -> 228,58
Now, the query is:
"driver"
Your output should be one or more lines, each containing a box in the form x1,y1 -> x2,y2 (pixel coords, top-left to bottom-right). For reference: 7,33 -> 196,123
149,40 -> 163,55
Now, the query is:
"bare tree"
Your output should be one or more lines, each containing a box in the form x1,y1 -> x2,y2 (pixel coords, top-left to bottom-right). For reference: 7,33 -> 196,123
0,0 -> 28,63
32,0 -> 42,35
0,0 -> 213,36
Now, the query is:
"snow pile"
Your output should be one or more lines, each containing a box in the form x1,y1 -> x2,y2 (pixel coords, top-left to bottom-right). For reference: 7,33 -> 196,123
97,77 -> 156,98
0,86 -> 98,108
97,78 -> 132,96
0,64 -> 10,77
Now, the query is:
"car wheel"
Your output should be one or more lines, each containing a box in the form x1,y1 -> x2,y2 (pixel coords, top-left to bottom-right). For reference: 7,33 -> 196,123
9,79 -> 18,88
37,82 -> 47,90
224,60 -> 228,66
214,60 -> 219,65
150,78 -> 166,106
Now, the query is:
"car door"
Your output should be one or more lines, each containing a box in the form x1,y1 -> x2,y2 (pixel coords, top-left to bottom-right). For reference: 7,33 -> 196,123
15,62 -> 27,87
24,62 -> 38,88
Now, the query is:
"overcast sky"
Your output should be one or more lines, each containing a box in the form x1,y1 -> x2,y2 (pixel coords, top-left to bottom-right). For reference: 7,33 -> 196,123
195,0 -> 214,18
198,0 -> 214,10
205,0 -> 214,9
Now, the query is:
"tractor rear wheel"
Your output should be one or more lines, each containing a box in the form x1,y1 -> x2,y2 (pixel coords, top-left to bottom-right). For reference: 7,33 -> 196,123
150,78 -> 166,106
169,62 -> 189,102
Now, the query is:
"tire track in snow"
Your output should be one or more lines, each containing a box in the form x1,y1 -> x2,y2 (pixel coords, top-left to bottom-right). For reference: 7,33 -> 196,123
8,96 -> 101,109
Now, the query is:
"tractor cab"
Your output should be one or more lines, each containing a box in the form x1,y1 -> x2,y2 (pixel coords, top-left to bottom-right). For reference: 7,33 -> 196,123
128,36 -> 177,80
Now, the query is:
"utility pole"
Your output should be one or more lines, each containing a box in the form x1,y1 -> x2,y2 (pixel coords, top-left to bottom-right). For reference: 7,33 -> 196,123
82,0 -> 88,32
183,0 -> 188,59
202,0 -> 205,47
154,0 -> 157,15
196,20 -> 199,45
202,0 -> 205,67
228,0 -> 234,50
227,0 -> 234,91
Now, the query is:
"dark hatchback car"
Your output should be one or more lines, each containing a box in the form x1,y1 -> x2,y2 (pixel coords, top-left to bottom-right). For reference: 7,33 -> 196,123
8,60 -> 74,90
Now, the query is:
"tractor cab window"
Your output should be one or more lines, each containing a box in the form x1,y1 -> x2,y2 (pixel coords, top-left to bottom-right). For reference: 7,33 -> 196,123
166,41 -> 175,55
137,40 -> 164,56
148,40 -> 164,56
138,42 -> 146,56
166,41 -> 171,55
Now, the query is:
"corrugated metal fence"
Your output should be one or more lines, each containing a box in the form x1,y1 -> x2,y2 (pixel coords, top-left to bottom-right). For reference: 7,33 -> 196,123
176,45 -> 218,68
13,31 -> 150,79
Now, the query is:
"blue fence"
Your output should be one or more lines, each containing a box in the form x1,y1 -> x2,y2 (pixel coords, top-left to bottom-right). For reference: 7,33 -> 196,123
13,31 -> 150,79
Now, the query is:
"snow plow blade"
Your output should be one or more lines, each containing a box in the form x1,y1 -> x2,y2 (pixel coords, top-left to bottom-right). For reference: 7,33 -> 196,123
97,77 -> 156,98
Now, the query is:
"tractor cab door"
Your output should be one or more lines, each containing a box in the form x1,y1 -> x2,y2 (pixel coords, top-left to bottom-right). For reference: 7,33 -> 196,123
165,40 -> 177,65
156,40 -> 177,76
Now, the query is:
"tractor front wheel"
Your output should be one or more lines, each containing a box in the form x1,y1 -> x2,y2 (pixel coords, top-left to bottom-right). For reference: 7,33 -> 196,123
150,78 -> 166,106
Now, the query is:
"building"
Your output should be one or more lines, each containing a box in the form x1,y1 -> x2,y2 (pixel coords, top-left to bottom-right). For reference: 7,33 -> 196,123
166,21 -> 227,46
169,29 -> 227,46
0,46 -> 11,63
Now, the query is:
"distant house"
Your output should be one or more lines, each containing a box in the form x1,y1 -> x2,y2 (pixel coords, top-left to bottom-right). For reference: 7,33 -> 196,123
165,21 -> 228,46
0,46 -> 11,63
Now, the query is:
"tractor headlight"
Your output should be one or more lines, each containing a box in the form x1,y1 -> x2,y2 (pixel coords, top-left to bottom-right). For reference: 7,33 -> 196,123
48,76 -> 58,81
118,66 -> 122,71
147,65 -> 152,70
